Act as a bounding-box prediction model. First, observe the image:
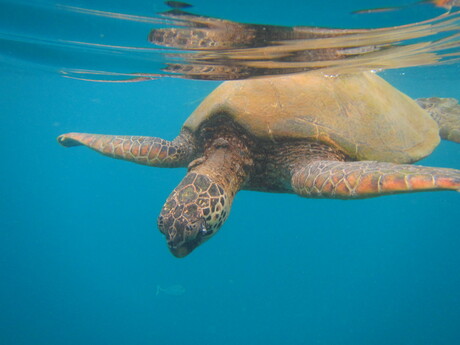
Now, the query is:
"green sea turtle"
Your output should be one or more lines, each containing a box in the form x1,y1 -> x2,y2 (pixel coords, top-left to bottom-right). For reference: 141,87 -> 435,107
58,71 -> 460,257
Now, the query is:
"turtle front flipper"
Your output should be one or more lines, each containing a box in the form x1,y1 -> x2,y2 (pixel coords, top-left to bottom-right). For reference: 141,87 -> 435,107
57,129 -> 196,168
291,160 -> 460,199
416,97 -> 460,143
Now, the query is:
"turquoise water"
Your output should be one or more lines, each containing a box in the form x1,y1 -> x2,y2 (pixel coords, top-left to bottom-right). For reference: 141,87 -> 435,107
1,1 -> 459,344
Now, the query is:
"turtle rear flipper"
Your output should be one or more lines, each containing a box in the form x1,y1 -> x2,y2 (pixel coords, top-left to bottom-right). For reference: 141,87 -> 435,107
57,130 -> 196,168
417,97 -> 460,143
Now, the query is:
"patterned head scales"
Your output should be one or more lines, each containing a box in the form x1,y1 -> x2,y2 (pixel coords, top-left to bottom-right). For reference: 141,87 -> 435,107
157,172 -> 230,257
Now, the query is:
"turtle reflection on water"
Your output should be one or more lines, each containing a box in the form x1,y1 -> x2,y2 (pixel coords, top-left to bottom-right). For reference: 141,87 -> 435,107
352,0 -> 460,14
147,8 -> 460,80
58,71 -> 460,257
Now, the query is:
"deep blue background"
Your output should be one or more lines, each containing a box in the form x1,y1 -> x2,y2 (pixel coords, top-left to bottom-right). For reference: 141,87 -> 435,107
1,1 -> 459,344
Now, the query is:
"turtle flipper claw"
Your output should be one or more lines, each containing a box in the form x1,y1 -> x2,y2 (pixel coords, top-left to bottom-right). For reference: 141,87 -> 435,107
57,133 -> 87,147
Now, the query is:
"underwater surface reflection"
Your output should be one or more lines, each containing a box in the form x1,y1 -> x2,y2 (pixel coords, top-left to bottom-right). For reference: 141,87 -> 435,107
1,1 -> 460,81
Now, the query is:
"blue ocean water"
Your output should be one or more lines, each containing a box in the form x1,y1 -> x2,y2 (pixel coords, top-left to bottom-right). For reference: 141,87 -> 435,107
1,1 -> 459,344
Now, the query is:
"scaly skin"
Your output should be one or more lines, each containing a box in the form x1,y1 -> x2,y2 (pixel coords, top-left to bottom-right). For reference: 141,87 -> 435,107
158,170 -> 231,258
57,130 -> 196,168
291,160 -> 460,198
158,135 -> 252,257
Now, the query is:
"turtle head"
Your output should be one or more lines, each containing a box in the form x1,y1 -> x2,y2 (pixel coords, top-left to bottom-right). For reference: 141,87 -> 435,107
157,172 -> 230,258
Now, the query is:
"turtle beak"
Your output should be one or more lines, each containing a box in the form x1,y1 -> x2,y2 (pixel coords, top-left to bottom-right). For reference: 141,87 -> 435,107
169,246 -> 191,258
167,222 -> 208,258
167,241 -> 198,258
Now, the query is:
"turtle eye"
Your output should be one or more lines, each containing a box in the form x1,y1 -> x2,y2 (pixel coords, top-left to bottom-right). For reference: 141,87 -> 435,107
199,224 -> 215,238
199,223 -> 208,235
185,220 -> 209,237
192,220 -> 213,238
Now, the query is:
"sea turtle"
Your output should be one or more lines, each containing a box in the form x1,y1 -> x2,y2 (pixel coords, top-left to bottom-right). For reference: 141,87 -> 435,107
58,71 -> 460,257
